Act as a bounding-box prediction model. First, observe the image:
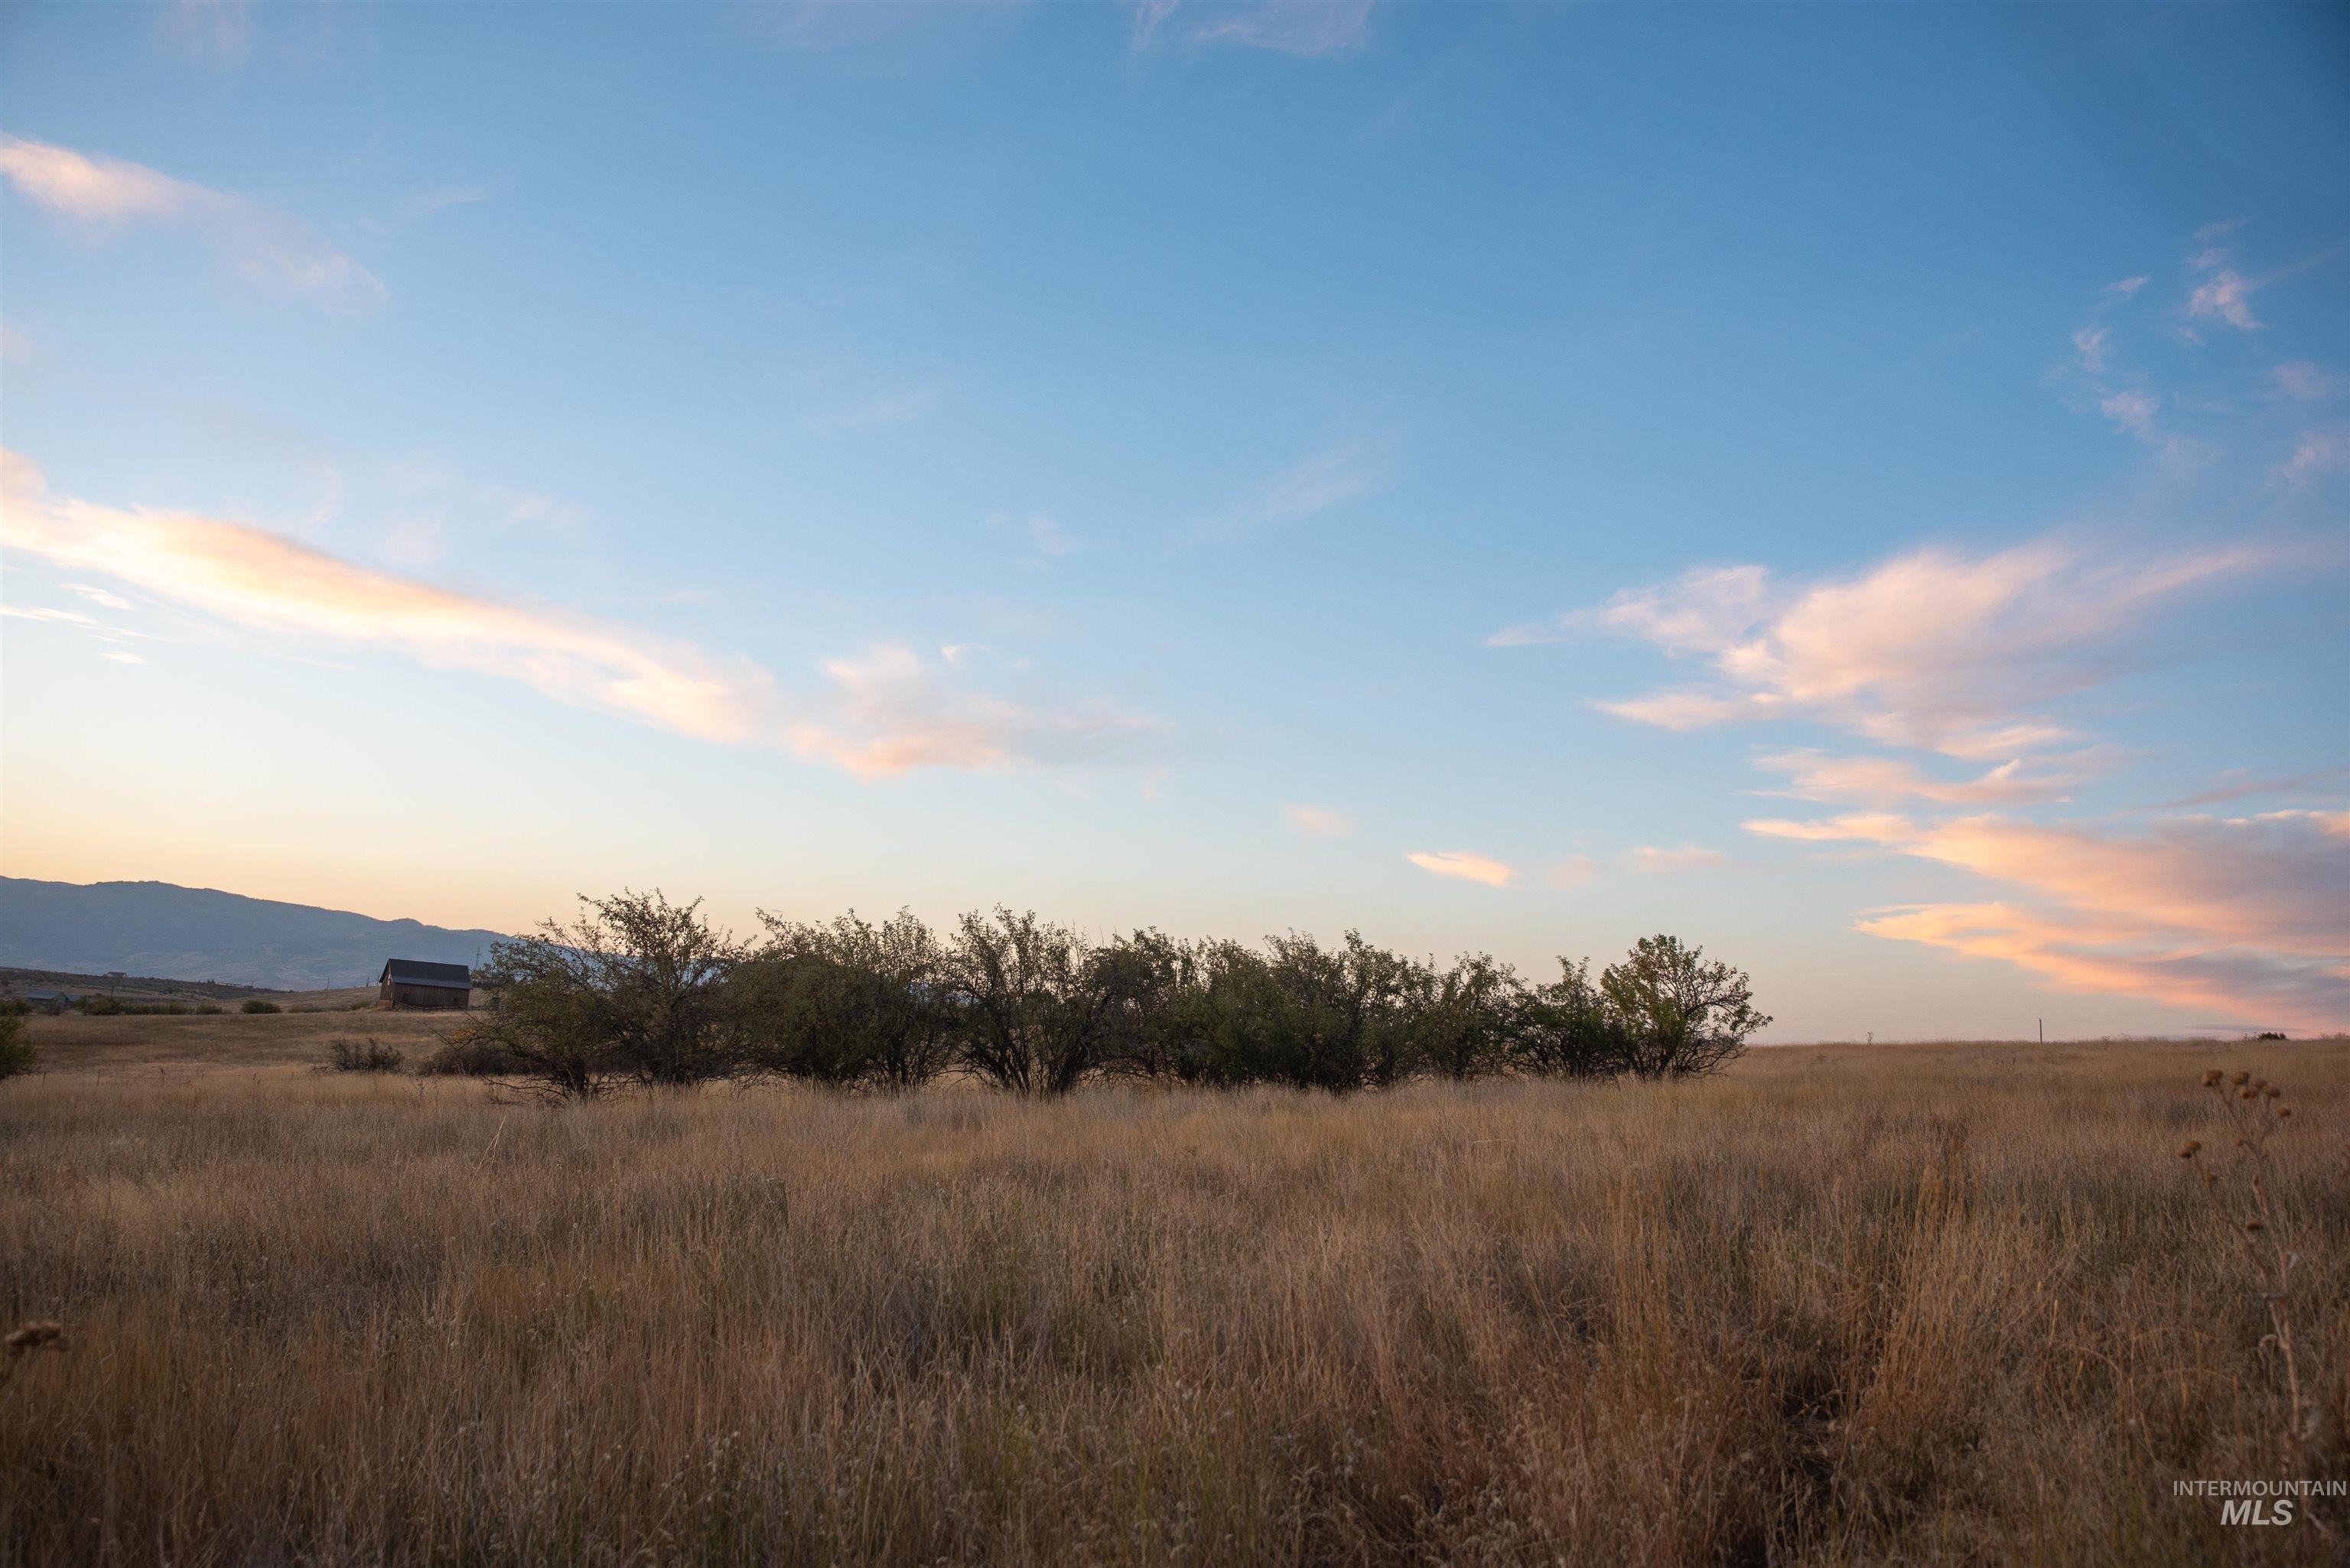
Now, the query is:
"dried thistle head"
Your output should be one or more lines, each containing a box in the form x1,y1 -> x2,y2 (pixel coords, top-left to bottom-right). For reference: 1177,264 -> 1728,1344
0,1320 -> 67,1398
2179,1140 -> 2202,1160
4,1321 -> 65,1356
2204,1069 -> 2225,1088
2232,1070 -> 2251,1087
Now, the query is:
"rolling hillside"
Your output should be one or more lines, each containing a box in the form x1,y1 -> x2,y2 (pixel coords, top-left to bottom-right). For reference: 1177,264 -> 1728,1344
0,877 -> 514,991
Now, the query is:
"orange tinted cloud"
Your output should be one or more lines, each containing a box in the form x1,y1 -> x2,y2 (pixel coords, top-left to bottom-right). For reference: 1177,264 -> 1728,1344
1406,850 -> 1515,887
1623,842 -> 1723,873
1856,903 -> 2344,1030
3,453 -> 1155,776
4,451 -> 769,741
1750,808 -> 2350,1029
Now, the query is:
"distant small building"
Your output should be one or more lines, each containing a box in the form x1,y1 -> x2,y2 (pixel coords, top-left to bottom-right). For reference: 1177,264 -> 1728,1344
377,959 -> 472,1010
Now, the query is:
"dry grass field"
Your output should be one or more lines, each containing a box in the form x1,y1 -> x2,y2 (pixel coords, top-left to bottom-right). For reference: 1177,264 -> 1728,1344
4,1017 -> 2345,1566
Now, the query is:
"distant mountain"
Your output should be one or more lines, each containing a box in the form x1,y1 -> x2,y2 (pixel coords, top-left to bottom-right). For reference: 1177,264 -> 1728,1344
0,877 -> 516,991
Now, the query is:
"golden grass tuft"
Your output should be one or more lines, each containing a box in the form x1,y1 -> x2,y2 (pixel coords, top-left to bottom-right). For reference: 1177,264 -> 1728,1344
2,1029 -> 2345,1565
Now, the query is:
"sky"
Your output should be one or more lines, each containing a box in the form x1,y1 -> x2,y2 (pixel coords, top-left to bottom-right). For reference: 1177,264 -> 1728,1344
2,0 -> 2345,1040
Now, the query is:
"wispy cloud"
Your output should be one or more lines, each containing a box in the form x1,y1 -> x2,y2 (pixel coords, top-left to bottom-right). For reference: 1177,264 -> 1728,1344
1623,842 -> 1723,873
1283,802 -> 1357,839
788,645 -> 1161,779
2098,388 -> 2160,443
63,582 -> 134,611
2152,768 -> 2349,810
1134,0 -> 1372,57
2,451 -> 1157,778
994,511 -> 1081,561
1,598 -> 158,648
2071,324 -> 2110,375
0,135 -> 382,307
1531,539 -> 2263,756
155,0 -> 254,65
802,384 -> 940,438
1200,444 -> 1384,538
2186,266 -> 2262,332
3,450 -> 761,741
1752,747 -> 2101,807
1746,809 -> 2350,1029
1406,850 -> 1514,887
2279,428 -> 2348,486
1,604 -> 102,629
357,184 -> 493,240
2272,361 -> 2331,400
1545,854 -> 1599,888
1743,812 -> 1915,845
380,460 -> 585,535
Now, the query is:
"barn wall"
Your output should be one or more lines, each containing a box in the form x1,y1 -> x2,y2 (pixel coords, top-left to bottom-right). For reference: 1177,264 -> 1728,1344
384,983 -> 469,1010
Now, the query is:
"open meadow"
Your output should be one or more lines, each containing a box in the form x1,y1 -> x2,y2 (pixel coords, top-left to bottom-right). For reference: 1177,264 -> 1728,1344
4,1016 -> 2346,1566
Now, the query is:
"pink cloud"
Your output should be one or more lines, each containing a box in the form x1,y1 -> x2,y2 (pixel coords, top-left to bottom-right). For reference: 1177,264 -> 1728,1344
1747,808 -> 2350,1029
1406,850 -> 1514,888
1550,539 -> 2262,756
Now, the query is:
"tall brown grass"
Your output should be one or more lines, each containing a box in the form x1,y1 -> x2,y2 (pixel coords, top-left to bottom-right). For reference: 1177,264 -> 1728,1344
3,1033 -> 2345,1565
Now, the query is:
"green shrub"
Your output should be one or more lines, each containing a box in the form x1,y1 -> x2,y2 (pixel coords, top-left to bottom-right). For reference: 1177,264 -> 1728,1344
326,1037 -> 405,1073
737,909 -> 956,1091
240,1000 -> 282,1015
194,1004 -> 224,1015
470,891 -> 744,1096
76,994 -> 124,1017
0,1013 -> 32,1079
417,1032 -> 518,1078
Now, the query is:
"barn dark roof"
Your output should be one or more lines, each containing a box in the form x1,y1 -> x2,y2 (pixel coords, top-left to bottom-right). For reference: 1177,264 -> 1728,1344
378,958 -> 471,988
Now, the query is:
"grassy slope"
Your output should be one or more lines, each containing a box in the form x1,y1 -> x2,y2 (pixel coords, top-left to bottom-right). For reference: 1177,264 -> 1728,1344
2,1023 -> 2345,1566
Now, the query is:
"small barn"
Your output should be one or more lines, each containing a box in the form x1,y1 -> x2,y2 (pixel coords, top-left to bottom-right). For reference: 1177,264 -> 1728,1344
377,959 -> 472,1010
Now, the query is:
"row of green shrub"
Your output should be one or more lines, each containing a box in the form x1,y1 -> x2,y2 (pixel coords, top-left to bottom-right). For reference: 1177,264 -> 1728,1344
1,997 -> 229,1017
457,893 -> 1770,1098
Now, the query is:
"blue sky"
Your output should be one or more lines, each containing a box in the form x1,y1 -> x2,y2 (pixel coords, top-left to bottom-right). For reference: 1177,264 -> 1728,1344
3,0 -> 2345,1038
